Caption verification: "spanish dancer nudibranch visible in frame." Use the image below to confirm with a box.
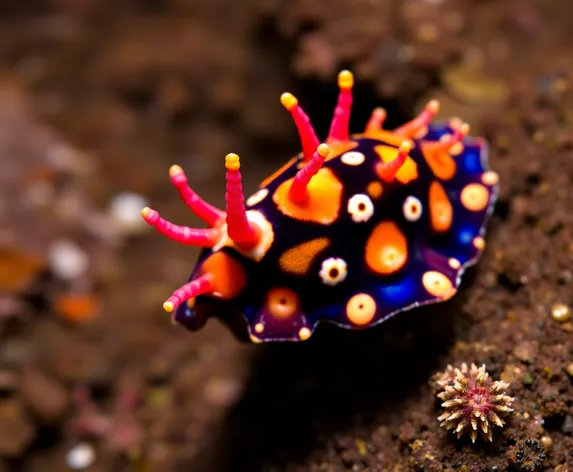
[141,70,499,343]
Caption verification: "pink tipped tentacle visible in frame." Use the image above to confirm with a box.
[433,122,470,151]
[288,143,330,203]
[280,93,320,162]
[224,153,260,248]
[365,107,387,133]
[376,141,411,183]
[141,207,217,247]
[163,273,214,313]
[327,70,354,143]
[169,165,224,227]
[394,100,440,138]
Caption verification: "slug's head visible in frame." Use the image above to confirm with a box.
[140,71,357,341]
[140,152,279,324]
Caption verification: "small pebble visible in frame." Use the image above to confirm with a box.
[65,443,96,470]
[48,240,89,281]
[355,438,367,456]
[109,192,149,235]
[550,303,571,322]
[557,270,572,284]
[513,342,537,362]
[522,371,534,385]
[565,362,573,377]
[540,435,552,451]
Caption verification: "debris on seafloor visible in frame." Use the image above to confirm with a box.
[435,363,514,442]
[0,76,139,325]
[67,381,143,459]
[65,442,96,470]
[506,438,547,472]
[550,303,571,323]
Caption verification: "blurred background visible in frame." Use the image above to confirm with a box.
[1,0,573,471]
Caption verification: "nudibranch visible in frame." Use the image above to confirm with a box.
[141,70,499,343]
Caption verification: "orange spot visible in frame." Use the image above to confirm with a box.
[366,181,383,199]
[54,293,100,324]
[324,140,358,160]
[299,327,312,340]
[422,271,456,300]
[448,258,461,269]
[273,168,343,224]
[473,236,485,250]
[482,171,499,186]
[429,181,453,232]
[420,142,457,180]
[266,288,300,320]
[460,183,489,211]
[366,130,415,148]
[279,238,330,275]
[200,251,246,299]
[346,293,377,325]
[365,221,408,275]
[260,157,297,188]
[374,145,418,184]
[254,322,264,333]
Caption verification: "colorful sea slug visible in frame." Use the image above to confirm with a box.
[141,70,499,343]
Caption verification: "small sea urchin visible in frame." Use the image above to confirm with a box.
[436,363,514,442]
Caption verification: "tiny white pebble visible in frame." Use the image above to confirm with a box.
[109,192,149,234]
[65,443,96,470]
[49,239,89,280]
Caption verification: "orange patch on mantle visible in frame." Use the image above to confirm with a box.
[273,168,343,224]
[374,145,418,184]
[365,221,408,275]
[279,238,330,275]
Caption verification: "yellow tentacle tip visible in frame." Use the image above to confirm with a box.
[399,141,412,153]
[427,99,440,113]
[459,122,470,135]
[338,70,354,89]
[169,164,183,177]
[280,92,298,111]
[141,207,152,219]
[225,153,241,170]
[299,327,312,341]
[373,107,386,117]
[317,143,330,158]
[163,301,174,313]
